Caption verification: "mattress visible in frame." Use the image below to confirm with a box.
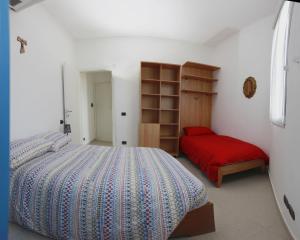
[10,144,207,240]
[180,135,269,183]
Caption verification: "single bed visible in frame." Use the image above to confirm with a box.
[180,127,269,187]
[10,134,215,239]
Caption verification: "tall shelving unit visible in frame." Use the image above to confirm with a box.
[140,62,181,156]
[180,61,220,132]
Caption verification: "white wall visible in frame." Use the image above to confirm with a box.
[211,16,274,154]
[269,4,300,240]
[10,5,75,140]
[75,37,213,146]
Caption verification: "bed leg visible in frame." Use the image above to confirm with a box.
[216,169,223,188]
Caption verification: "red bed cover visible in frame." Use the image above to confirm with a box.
[180,134,269,183]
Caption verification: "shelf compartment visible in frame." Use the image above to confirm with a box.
[142,95,160,109]
[182,62,220,80]
[161,64,180,82]
[182,74,218,82]
[160,139,179,156]
[142,79,160,83]
[161,96,179,110]
[161,80,180,85]
[160,125,179,138]
[181,89,217,95]
[182,61,220,71]
[161,81,180,95]
[142,109,159,123]
[141,62,160,80]
[142,82,160,95]
[160,123,179,126]
[181,77,213,92]
[160,111,179,124]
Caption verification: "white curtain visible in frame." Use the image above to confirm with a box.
[270,1,293,127]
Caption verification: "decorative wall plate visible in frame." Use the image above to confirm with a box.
[243,77,257,99]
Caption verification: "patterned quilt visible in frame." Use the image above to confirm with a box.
[10,144,208,240]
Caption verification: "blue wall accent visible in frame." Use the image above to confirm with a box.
[0,0,10,239]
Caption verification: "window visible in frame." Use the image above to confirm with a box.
[270,1,294,127]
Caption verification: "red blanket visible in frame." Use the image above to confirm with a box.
[180,135,269,183]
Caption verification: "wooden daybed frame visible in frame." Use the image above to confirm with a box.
[216,159,266,188]
[171,202,215,238]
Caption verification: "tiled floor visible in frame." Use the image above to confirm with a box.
[9,157,292,240]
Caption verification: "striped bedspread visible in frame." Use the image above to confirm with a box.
[10,144,208,239]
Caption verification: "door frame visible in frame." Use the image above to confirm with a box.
[79,70,115,146]
[0,0,10,238]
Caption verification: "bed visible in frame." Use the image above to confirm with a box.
[180,127,269,187]
[9,132,215,239]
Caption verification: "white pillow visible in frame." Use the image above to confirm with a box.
[42,131,72,152]
[10,138,53,170]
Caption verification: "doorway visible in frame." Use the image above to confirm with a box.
[80,71,113,146]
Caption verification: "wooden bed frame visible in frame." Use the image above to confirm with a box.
[216,159,266,188]
[171,202,215,238]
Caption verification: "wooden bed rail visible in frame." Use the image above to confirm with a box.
[171,202,215,238]
[216,159,266,188]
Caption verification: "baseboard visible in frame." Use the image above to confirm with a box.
[268,170,298,240]
[87,139,94,145]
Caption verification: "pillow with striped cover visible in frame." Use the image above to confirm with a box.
[10,138,53,170]
[42,131,72,152]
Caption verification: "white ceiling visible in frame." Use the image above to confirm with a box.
[42,0,281,44]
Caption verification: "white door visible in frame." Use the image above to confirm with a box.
[95,81,112,142]
[63,63,81,144]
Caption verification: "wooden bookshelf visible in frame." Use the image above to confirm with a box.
[140,61,220,157]
[180,61,220,132]
[139,62,181,157]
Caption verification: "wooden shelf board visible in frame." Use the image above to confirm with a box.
[161,80,180,84]
[142,79,160,83]
[183,61,220,71]
[182,74,218,82]
[160,109,179,112]
[142,93,160,97]
[142,108,159,111]
[181,89,217,95]
[160,123,179,126]
[161,94,180,98]
[142,79,180,84]
[160,122,179,125]
[160,136,179,140]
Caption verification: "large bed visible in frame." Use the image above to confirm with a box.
[180,127,269,187]
[10,134,214,239]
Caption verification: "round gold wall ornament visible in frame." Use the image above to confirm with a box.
[243,77,257,99]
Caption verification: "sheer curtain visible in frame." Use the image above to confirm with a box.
[270,1,294,127]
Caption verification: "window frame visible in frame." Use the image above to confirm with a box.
[270,1,294,127]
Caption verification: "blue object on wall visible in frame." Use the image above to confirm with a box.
[0,0,10,239]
